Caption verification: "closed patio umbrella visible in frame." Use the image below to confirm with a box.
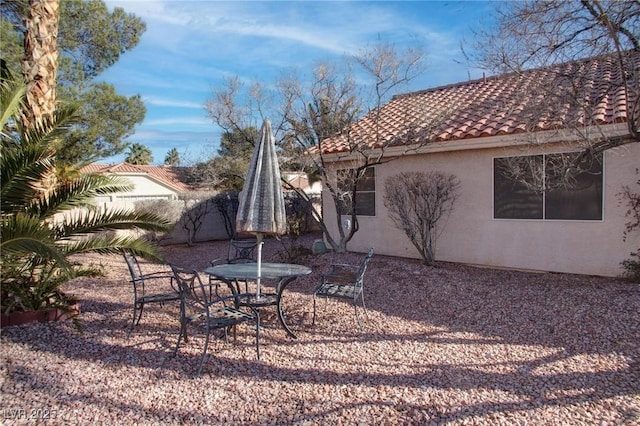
[236,118,287,298]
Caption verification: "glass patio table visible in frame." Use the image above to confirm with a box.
[204,262,312,338]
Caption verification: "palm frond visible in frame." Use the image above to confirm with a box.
[28,174,134,219]
[20,104,78,147]
[1,143,57,215]
[0,80,26,136]
[1,214,70,271]
[1,78,171,315]
[61,235,165,262]
[52,208,171,238]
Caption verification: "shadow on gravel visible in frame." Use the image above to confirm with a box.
[1,234,638,424]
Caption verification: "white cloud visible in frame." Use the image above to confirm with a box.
[143,116,211,127]
[107,1,425,58]
[144,96,203,109]
[100,1,497,165]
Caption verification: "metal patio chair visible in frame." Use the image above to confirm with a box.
[210,236,258,294]
[123,252,180,327]
[312,248,374,330]
[170,265,260,377]
[227,237,259,264]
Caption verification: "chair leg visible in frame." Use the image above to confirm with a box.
[134,302,144,325]
[360,292,367,316]
[353,303,363,331]
[173,321,186,356]
[312,294,317,325]
[196,330,212,377]
[131,304,137,327]
[354,292,367,330]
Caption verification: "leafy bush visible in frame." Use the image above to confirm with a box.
[134,199,183,240]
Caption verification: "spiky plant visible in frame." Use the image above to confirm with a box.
[1,78,171,314]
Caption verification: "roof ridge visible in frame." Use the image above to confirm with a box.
[321,50,637,154]
[393,50,632,101]
[81,162,192,192]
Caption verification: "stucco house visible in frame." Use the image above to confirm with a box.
[81,163,321,242]
[81,162,190,209]
[80,162,224,243]
[320,52,639,277]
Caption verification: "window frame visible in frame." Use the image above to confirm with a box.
[493,152,604,221]
[336,166,376,217]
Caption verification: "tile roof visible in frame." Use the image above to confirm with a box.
[321,51,639,154]
[81,163,191,192]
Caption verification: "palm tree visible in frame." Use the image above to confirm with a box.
[164,147,180,166]
[21,0,60,128]
[1,78,171,314]
[125,142,153,165]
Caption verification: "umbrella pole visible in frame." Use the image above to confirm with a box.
[256,233,263,299]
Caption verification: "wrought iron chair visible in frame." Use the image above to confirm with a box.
[210,236,258,294]
[210,237,258,267]
[123,252,180,327]
[227,237,258,264]
[312,248,374,330]
[170,265,260,377]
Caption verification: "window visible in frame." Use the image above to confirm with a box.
[337,167,376,216]
[494,153,603,220]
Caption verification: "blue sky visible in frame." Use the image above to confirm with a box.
[100,1,497,165]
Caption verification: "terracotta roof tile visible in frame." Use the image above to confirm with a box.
[80,163,191,192]
[321,51,639,154]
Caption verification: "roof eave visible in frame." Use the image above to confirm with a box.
[320,122,630,162]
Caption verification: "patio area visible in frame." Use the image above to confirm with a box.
[1,233,639,424]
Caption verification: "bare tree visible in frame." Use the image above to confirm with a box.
[212,190,239,239]
[619,169,640,242]
[618,168,640,281]
[177,192,216,246]
[206,42,448,252]
[467,0,639,184]
[383,171,461,266]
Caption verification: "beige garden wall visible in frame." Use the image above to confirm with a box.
[323,138,639,277]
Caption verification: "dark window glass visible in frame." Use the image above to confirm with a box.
[337,167,375,216]
[545,153,603,220]
[354,191,375,216]
[494,156,543,219]
[493,153,603,221]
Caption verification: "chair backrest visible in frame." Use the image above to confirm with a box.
[123,252,143,281]
[356,248,375,286]
[227,237,258,264]
[170,265,208,309]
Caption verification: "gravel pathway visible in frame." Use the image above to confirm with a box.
[1,234,639,425]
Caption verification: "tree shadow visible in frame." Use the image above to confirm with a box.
[2,237,638,423]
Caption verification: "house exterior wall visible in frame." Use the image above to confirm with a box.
[87,174,232,244]
[94,174,180,206]
[322,141,639,277]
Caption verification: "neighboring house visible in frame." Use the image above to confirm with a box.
[320,52,639,277]
[81,163,322,243]
[80,163,225,244]
[81,162,191,210]
[282,171,322,196]
[283,171,323,232]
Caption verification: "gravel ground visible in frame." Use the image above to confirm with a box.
[1,233,639,425]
